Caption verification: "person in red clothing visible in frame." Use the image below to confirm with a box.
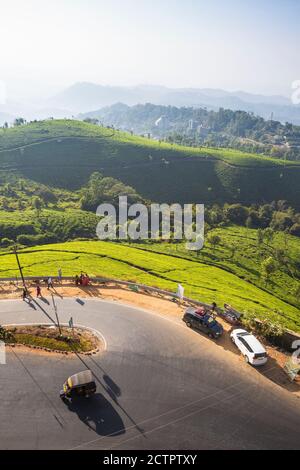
[36,284,42,298]
[195,307,206,316]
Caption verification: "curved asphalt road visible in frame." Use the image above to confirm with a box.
[0,297,300,450]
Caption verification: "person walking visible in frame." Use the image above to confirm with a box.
[36,284,42,298]
[58,268,62,283]
[47,277,53,290]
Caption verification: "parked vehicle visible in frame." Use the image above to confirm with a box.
[220,304,242,325]
[183,307,223,339]
[60,370,97,401]
[230,329,268,366]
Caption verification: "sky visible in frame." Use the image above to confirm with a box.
[0,0,299,102]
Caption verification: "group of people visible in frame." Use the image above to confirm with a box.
[22,276,56,301]
[195,302,218,317]
[75,272,90,287]
[36,277,55,297]
[21,269,92,301]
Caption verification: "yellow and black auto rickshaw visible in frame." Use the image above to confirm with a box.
[60,370,97,401]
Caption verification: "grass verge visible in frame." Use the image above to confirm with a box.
[4,325,98,353]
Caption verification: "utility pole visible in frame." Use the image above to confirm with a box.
[13,245,27,292]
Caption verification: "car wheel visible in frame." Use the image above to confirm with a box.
[186,321,192,328]
[231,336,235,344]
[208,333,213,338]
[244,355,250,364]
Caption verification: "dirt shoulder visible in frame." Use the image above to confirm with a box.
[1,280,299,397]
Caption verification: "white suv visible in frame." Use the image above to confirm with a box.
[230,329,268,366]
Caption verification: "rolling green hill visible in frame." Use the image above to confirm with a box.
[0,121,299,331]
[1,238,299,332]
[127,226,300,311]
[1,120,300,207]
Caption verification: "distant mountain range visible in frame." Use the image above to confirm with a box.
[49,82,300,125]
[2,82,300,126]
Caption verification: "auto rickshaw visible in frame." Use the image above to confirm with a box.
[60,370,97,401]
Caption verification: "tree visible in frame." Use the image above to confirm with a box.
[228,244,237,259]
[261,257,277,284]
[263,227,274,244]
[83,117,99,125]
[257,229,264,246]
[36,187,57,205]
[207,234,221,252]
[225,204,249,225]
[247,209,268,229]
[0,238,14,248]
[290,223,300,237]
[258,204,273,224]
[293,284,300,303]
[80,172,143,212]
[0,325,13,341]
[277,200,288,211]
[274,248,286,264]
[13,117,26,126]
[271,212,294,231]
[31,197,43,217]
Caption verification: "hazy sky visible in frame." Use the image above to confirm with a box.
[0,0,299,101]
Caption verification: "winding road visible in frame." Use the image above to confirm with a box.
[0,297,300,450]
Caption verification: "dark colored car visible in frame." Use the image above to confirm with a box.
[183,308,223,339]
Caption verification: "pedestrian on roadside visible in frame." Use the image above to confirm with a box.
[58,268,62,283]
[22,288,27,301]
[47,277,53,290]
[75,274,80,286]
[36,284,41,298]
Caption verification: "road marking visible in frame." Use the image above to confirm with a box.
[70,377,261,450]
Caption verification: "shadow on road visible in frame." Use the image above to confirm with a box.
[188,324,300,394]
[103,374,121,398]
[49,287,63,299]
[65,393,125,437]
[74,353,145,436]
[25,298,37,310]
[31,298,56,324]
